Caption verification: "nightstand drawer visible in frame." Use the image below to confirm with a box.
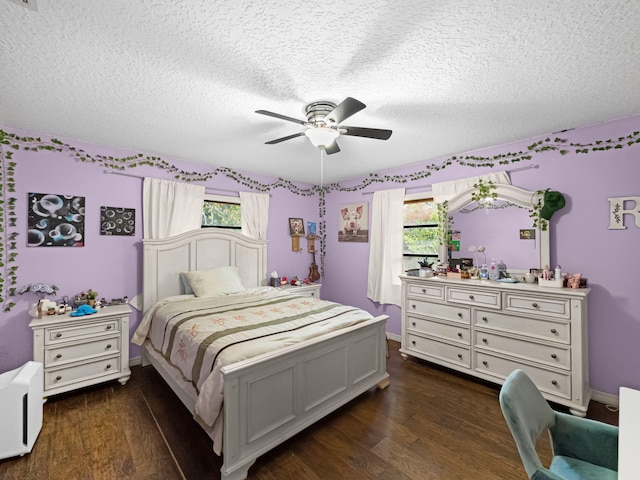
[45,336,120,367]
[44,356,121,389]
[46,319,120,344]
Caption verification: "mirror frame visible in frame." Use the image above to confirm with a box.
[437,184,549,273]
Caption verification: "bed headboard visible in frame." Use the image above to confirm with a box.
[143,228,268,310]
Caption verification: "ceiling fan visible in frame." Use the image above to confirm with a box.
[255,97,392,154]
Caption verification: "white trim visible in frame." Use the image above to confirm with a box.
[386,332,401,343]
[129,356,142,367]
[204,193,240,204]
[591,389,620,408]
[404,191,433,201]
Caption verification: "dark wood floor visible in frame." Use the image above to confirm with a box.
[0,341,618,480]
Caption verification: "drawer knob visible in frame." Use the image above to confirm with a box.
[457,354,463,359]
[550,328,558,334]
[457,312,463,318]
[106,344,112,349]
[411,340,416,346]
[421,288,426,293]
[482,338,488,343]
[55,333,62,338]
[551,353,557,359]
[106,364,112,369]
[411,304,416,309]
[469,295,475,300]
[551,380,558,386]
[411,322,416,327]
[482,360,488,366]
[106,325,113,330]
[458,332,463,338]
[55,353,62,359]
[482,316,488,322]
[55,375,62,381]
[532,303,539,308]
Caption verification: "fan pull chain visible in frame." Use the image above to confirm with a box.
[320,147,324,188]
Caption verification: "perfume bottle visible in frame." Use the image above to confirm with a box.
[488,259,499,280]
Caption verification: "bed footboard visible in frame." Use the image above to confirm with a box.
[220,315,389,480]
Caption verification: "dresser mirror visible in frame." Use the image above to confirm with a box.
[437,184,549,273]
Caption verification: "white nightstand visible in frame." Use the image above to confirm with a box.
[29,304,131,398]
[278,283,321,299]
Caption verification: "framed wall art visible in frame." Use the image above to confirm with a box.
[100,206,135,236]
[338,202,368,242]
[289,218,304,235]
[27,192,85,247]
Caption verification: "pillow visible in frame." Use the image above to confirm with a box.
[179,272,194,295]
[182,266,246,298]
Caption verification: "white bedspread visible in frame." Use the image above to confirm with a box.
[132,287,373,453]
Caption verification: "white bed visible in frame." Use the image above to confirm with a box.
[138,228,389,480]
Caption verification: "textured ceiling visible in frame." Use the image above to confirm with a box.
[1,1,639,184]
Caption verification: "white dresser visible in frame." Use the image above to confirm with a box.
[400,276,590,415]
[29,304,131,398]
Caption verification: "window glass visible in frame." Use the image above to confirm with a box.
[403,198,439,272]
[202,200,241,229]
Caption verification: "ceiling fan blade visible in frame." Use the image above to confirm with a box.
[324,141,340,155]
[265,132,306,144]
[324,97,366,125]
[255,110,308,126]
[341,126,392,140]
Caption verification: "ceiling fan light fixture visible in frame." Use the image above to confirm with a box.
[305,127,339,148]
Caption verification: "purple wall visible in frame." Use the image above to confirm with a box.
[0,129,319,370]
[322,115,640,396]
[2,114,640,397]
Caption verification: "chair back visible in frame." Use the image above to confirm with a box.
[499,369,556,478]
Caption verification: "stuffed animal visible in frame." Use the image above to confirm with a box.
[70,304,98,317]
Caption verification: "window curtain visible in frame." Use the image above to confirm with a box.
[239,191,269,240]
[367,188,406,306]
[431,171,511,203]
[143,178,205,239]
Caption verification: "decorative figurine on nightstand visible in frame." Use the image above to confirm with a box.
[70,304,98,317]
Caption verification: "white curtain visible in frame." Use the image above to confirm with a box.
[367,188,406,306]
[431,171,511,203]
[239,191,269,240]
[143,178,205,239]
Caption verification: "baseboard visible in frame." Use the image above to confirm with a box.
[591,389,619,408]
[129,356,142,367]
[386,332,401,343]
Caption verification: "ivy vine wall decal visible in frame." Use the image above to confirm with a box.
[1,129,639,311]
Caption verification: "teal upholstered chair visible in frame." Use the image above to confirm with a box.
[499,369,618,480]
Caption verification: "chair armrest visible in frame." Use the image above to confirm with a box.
[551,412,618,471]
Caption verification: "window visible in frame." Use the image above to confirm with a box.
[403,195,438,272]
[201,194,241,230]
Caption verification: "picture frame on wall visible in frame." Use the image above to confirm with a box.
[27,192,85,247]
[338,202,368,242]
[289,218,304,235]
[100,206,135,236]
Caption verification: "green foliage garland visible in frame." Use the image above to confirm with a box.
[1,128,640,311]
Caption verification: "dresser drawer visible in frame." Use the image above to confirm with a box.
[46,319,120,344]
[406,334,470,368]
[503,293,571,319]
[45,336,120,367]
[446,287,501,309]
[44,356,121,389]
[474,310,570,344]
[473,331,570,370]
[407,316,470,345]
[406,299,470,324]
[474,351,571,399]
[407,283,445,300]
